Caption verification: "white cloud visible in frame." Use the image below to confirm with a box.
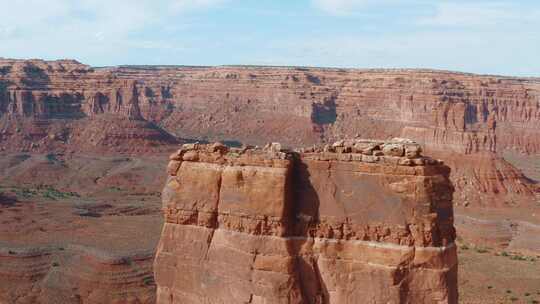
[312,0,395,15]
[171,0,228,12]
[255,27,540,76]
[0,26,17,38]
[419,2,524,27]
[0,0,227,40]
[0,0,228,63]
[312,0,371,15]
[0,0,538,76]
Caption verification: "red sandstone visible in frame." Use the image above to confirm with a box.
[154,141,458,303]
[0,58,536,207]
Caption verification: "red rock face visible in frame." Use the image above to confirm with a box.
[154,142,458,303]
[1,59,539,152]
[0,245,155,304]
[0,59,536,206]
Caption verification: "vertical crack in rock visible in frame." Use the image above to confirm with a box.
[311,256,327,304]
[154,140,458,303]
[204,169,222,260]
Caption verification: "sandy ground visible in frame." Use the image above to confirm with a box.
[458,244,540,304]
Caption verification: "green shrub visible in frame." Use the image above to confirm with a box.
[510,255,528,261]
[476,247,488,254]
[142,276,154,286]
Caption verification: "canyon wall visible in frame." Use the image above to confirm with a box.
[1,59,538,302]
[154,141,458,304]
[0,58,536,206]
[1,59,539,154]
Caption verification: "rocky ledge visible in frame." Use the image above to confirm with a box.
[154,139,458,304]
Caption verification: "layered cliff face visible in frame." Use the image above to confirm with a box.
[154,141,458,304]
[0,58,536,206]
[0,245,155,304]
[1,59,539,154]
[0,59,178,153]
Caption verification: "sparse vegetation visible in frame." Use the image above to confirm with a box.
[12,187,38,198]
[497,251,537,262]
[9,185,79,200]
[45,153,58,163]
[510,254,528,261]
[227,152,241,158]
[142,276,154,286]
[475,247,489,254]
[45,153,68,166]
[38,185,79,200]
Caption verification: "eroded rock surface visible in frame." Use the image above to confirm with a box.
[0,59,539,155]
[154,141,458,304]
[0,59,536,207]
[0,245,155,304]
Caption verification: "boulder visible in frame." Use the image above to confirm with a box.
[382,144,405,157]
[405,144,423,159]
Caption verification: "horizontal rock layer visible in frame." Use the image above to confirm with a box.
[0,245,155,304]
[0,59,536,207]
[0,59,539,154]
[154,142,458,304]
[1,58,537,207]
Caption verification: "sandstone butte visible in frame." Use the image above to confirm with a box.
[0,58,538,303]
[154,140,458,304]
[0,58,537,208]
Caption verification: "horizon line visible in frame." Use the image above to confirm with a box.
[1,56,539,80]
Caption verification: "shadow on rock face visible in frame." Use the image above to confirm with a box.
[311,95,337,125]
[0,193,17,207]
[22,62,50,87]
[286,160,330,303]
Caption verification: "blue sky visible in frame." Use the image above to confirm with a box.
[0,0,539,76]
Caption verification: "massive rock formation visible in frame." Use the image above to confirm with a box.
[1,58,539,154]
[154,141,458,304]
[0,58,536,206]
[0,59,178,153]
